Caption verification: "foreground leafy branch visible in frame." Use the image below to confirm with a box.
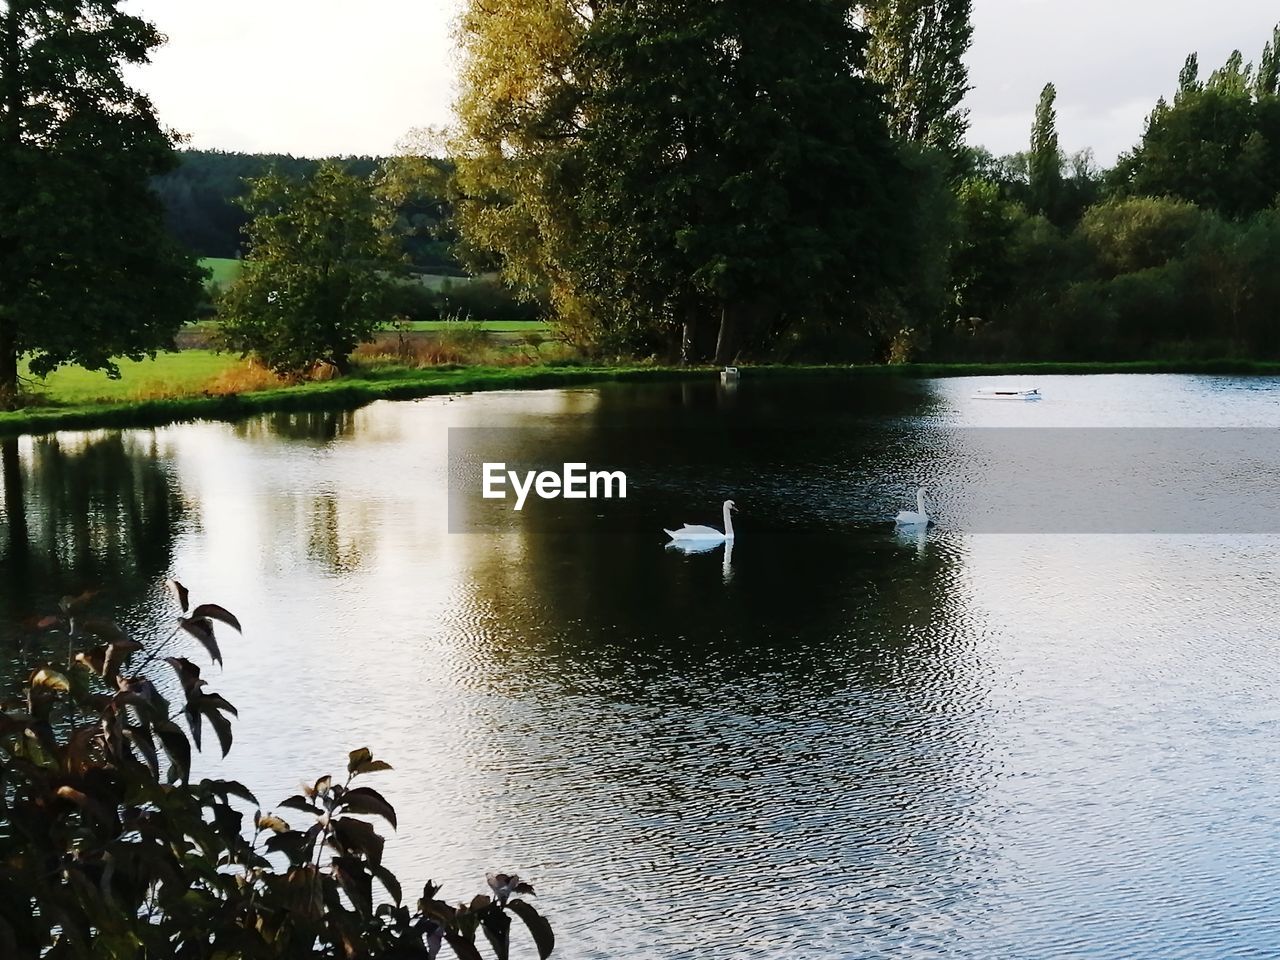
[0,583,553,959]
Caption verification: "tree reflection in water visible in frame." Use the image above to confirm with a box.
[0,432,186,664]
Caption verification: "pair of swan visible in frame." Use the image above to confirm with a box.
[663,489,932,543]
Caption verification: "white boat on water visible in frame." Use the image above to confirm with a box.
[973,386,1042,401]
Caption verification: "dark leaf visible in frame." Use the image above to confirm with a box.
[204,704,234,757]
[506,899,555,960]
[192,603,242,633]
[56,786,118,828]
[372,862,403,905]
[348,747,372,773]
[202,778,259,806]
[180,617,222,666]
[114,675,160,708]
[480,906,511,960]
[124,724,160,779]
[64,724,102,776]
[165,657,204,692]
[184,703,203,750]
[279,794,323,815]
[75,647,107,676]
[264,830,312,867]
[167,579,190,613]
[442,931,486,960]
[331,816,385,866]
[339,786,398,828]
[103,639,143,682]
[211,801,243,841]
[332,855,374,917]
[201,691,240,718]
[154,720,191,782]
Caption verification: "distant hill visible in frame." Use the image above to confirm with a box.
[154,150,463,274]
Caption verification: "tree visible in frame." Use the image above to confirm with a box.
[1178,53,1202,96]
[220,163,402,376]
[451,0,914,363]
[1112,25,1280,218]
[860,0,974,160]
[1077,196,1206,277]
[1028,83,1063,219]
[1258,25,1280,98]
[948,178,1023,326]
[0,0,203,407]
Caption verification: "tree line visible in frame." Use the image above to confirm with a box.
[153,150,463,275]
[447,1,1280,365]
[3,1,1280,407]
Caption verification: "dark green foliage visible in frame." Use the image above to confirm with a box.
[586,0,915,362]
[382,278,541,325]
[0,584,555,959]
[1077,197,1206,277]
[153,151,462,273]
[0,1,204,406]
[1112,37,1280,217]
[862,0,974,161]
[947,178,1022,329]
[219,163,404,376]
[941,196,1280,362]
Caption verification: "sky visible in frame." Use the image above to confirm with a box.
[126,0,1279,163]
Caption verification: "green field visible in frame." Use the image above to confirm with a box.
[200,257,242,287]
[21,351,242,404]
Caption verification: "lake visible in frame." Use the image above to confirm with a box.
[2,374,1280,959]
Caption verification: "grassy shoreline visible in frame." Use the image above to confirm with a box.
[4,357,1280,437]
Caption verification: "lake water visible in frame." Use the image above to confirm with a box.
[3,374,1280,959]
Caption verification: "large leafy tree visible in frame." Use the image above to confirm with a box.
[220,163,402,376]
[859,0,974,160]
[452,0,913,362]
[0,1,203,407]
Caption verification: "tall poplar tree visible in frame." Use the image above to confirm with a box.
[1258,26,1280,97]
[1029,83,1063,219]
[0,1,202,407]
[860,0,974,158]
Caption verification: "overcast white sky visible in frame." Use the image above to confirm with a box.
[126,0,1279,163]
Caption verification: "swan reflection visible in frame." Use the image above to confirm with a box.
[893,521,930,557]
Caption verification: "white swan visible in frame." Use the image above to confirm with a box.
[894,487,932,527]
[665,500,736,543]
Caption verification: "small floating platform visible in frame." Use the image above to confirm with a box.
[973,386,1042,401]
[721,366,740,384]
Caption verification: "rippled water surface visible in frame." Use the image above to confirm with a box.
[3,374,1280,958]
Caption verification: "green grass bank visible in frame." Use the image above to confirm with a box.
[4,356,1280,437]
